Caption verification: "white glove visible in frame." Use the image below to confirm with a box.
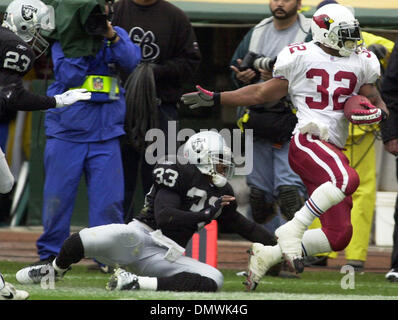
[54,89,92,108]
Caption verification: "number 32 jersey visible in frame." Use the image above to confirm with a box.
[273,41,380,148]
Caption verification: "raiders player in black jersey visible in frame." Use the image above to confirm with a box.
[0,0,91,193]
[0,0,92,300]
[137,155,272,250]
[16,131,279,292]
[0,0,91,113]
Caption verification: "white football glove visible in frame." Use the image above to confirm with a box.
[181,85,220,109]
[54,89,92,108]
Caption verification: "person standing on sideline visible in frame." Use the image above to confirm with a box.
[33,1,141,265]
[380,39,398,282]
[112,0,201,223]
[0,0,91,299]
[230,0,309,228]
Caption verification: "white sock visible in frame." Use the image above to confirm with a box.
[295,181,345,227]
[0,273,5,290]
[301,228,332,257]
[270,245,283,264]
[137,276,158,291]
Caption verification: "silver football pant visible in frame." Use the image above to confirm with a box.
[79,219,224,289]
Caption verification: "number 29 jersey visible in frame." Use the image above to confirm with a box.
[273,41,380,148]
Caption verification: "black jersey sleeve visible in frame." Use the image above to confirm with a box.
[217,184,277,246]
[1,79,56,111]
[154,187,210,230]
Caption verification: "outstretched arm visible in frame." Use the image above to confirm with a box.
[181,77,289,109]
[221,77,288,108]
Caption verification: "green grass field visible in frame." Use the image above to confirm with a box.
[1,260,398,301]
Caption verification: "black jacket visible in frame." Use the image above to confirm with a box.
[380,40,398,143]
[112,0,201,104]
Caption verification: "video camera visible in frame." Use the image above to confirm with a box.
[84,0,114,36]
[239,51,277,72]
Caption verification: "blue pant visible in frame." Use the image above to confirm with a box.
[37,137,124,260]
[247,139,306,202]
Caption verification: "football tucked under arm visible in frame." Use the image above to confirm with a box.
[344,95,384,125]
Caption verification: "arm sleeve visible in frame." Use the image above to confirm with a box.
[1,79,56,111]
[152,17,201,86]
[154,187,207,229]
[51,42,90,88]
[272,45,296,81]
[229,29,253,89]
[361,50,381,84]
[107,26,141,74]
[217,202,277,245]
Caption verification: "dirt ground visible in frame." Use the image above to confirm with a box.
[0,227,393,274]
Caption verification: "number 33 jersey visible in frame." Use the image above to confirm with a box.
[136,157,236,247]
[273,41,380,148]
[0,26,35,86]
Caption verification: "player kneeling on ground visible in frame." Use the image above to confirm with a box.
[16,131,278,292]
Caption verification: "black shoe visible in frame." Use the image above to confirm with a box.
[29,256,56,266]
[303,256,328,267]
[346,260,364,272]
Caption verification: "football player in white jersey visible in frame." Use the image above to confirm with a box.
[181,3,389,290]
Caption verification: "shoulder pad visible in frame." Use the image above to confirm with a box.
[152,158,196,193]
[357,48,381,84]
[273,42,309,80]
[153,161,181,190]
[0,38,35,75]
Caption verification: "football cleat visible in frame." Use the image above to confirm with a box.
[16,262,70,285]
[275,218,306,274]
[0,282,29,300]
[244,243,276,291]
[106,268,140,291]
[386,269,398,282]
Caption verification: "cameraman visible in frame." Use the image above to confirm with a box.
[230,0,310,228]
[33,1,141,266]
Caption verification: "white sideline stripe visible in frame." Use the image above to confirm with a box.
[115,290,398,300]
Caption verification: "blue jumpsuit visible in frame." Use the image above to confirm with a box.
[36,26,141,260]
